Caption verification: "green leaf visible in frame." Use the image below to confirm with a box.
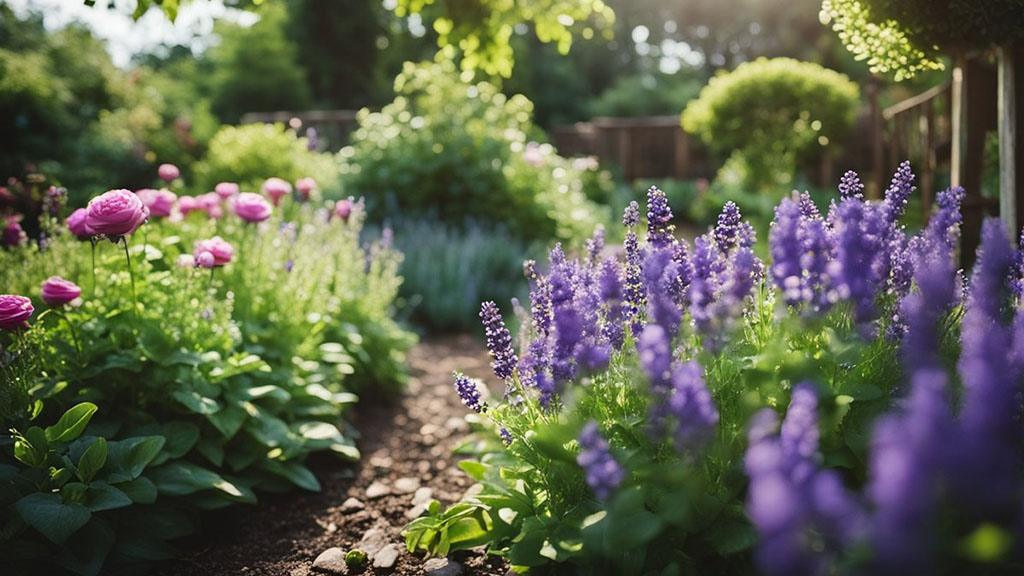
[14,426,48,467]
[205,404,247,438]
[172,390,221,415]
[85,481,132,512]
[260,460,321,492]
[77,438,107,483]
[117,476,158,504]
[161,421,200,458]
[13,493,91,544]
[458,460,487,481]
[54,516,115,576]
[149,462,254,502]
[105,436,166,483]
[45,403,98,444]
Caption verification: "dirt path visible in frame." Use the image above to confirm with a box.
[158,335,507,576]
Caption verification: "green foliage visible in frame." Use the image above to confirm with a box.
[1,192,413,573]
[385,218,540,333]
[682,57,860,190]
[588,71,705,118]
[343,60,611,245]
[193,123,340,194]
[821,0,1024,80]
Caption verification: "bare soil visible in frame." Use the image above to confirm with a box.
[156,335,507,576]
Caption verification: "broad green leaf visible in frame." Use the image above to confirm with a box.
[149,462,254,502]
[45,403,98,443]
[161,421,200,458]
[105,436,166,483]
[260,460,321,492]
[117,476,158,504]
[54,516,115,576]
[172,390,221,415]
[14,426,48,467]
[458,460,487,481]
[14,493,91,544]
[77,437,107,483]
[85,481,132,512]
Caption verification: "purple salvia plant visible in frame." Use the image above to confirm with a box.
[797,191,821,220]
[577,421,625,500]
[643,246,683,338]
[585,226,605,268]
[453,371,484,413]
[770,197,804,305]
[623,230,646,336]
[668,360,718,451]
[714,201,743,254]
[838,170,865,200]
[480,301,518,382]
[622,201,640,228]
[598,258,625,349]
[830,199,886,325]
[646,186,675,248]
[882,161,915,224]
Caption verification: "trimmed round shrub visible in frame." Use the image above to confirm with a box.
[682,57,860,190]
[341,60,610,244]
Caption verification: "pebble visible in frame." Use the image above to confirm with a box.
[393,477,420,494]
[372,544,400,569]
[340,497,365,513]
[359,527,389,557]
[311,548,348,574]
[412,487,434,505]
[365,481,390,499]
[424,558,464,576]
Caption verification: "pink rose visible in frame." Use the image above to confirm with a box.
[2,218,26,247]
[86,189,148,237]
[233,192,272,223]
[334,199,353,221]
[66,208,94,238]
[196,193,223,219]
[193,236,234,267]
[196,251,215,269]
[0,294,33,330]
[158,163,180,182]
[136,188,177,219]
[262,177,292,206]
[295,177,317,199]
[215,182,239,199]
[177,195,199,216]
[41,277,82,307]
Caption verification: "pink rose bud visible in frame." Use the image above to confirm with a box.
[177,254,196,268]
[215,182,240,199]
[196,251,215,269]
[136,188,177,219]
[158,163,180,182]
[86,189,149,238]
[195,193,223,219]
[193,236,234,267]
[66,208,94,238]
[2,218,26,247]
[295,177,317,199]
[334,199,353,221]
[233,192,273,223]
[41,276,82,307]
[262,177,292,206]
[0,294,33,330]
[177,195,199,216]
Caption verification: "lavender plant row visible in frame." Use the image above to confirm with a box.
[406,161,1024,575]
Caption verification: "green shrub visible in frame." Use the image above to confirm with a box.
[341,60,610,244]
[193,123,340,195]
[383,218,540,333]
[0,189,412,574]
[682,57,860,190]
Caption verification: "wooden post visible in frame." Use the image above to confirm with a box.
[951,55,967,188]
[998,44,1017,234]
[921,100,934,220]
[869,76,884,199]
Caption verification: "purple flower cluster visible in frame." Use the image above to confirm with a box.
[882,160,915,224]
[646,186,674,247]
[577,421,624,500]
[745,384,862,576]
[480,301,518,381]
[837,170,864,200]
[770,194,831,310]
[453,371,484,413]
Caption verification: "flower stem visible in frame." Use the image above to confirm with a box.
[123,237,138,314]
[57,309,82,366]
[90,238,97,297]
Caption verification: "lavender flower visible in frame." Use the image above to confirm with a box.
[668,360,718,451]
[499,427,513,445]
[623,230,645,334]
[646,186,674,247]
[838,170,864,200]
[714,201,742,254]
[453,371,484,413]
[622,201,640,228]
[481,301,518,381]
[882,161,915,224]
[577,421,624,500]
[830,199,886,324]
[770,197,803,305]
[586,226,605,266]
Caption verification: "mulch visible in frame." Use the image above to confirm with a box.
[156,335,508,576]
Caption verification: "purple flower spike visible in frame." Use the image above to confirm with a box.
[646,186,675,247]
[838,170,864,200]
[453,371,484,413]
[883,161,915,224]
[577,421,624,500]
[714,201,743,254]
[480,301,519,381]
[622,201,640,228]
[668,360,718,451]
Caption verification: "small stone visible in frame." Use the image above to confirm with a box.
[412,487,433,506]
[359,527,389,557]
[340,497,365,513]
[393,477,420,494]
[312,548,348,574]
[365,481,390,499]
[373,544,400,569]
[424,557,464,576]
